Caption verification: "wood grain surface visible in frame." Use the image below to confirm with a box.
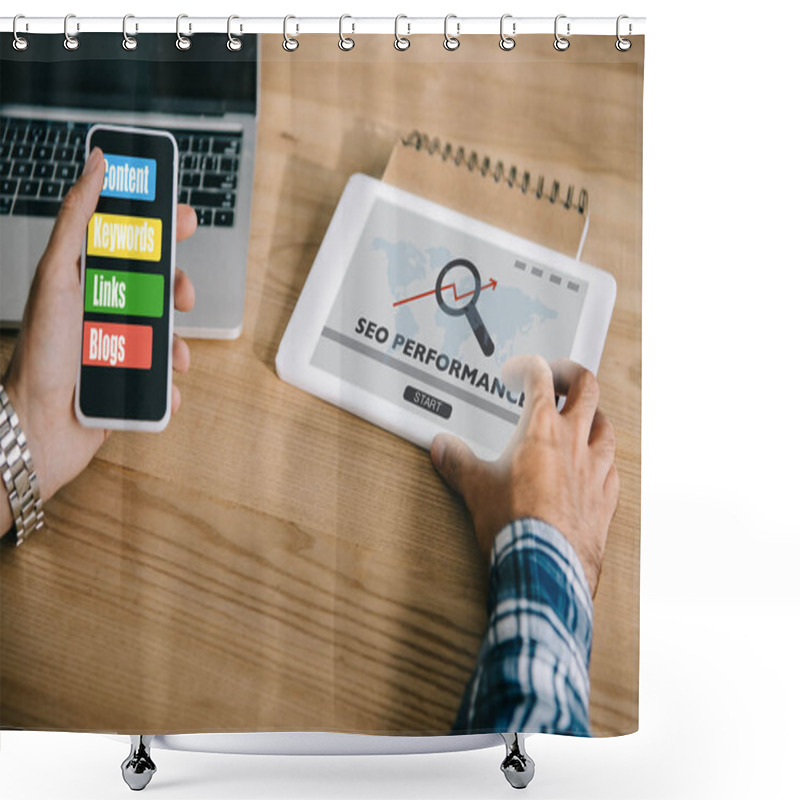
[0,34,642,736]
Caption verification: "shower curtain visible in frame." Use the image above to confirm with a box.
[0,27,642,740]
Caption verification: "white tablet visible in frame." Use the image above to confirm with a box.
[276,174,616,460]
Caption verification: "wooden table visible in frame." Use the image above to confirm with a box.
[1,35,642,736]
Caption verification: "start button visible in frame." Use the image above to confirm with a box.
[402,385,452,420]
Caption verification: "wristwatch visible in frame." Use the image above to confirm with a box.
[0,384,44,546]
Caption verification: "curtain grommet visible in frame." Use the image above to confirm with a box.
[554,14,570,51]
[444,14,460,51]
[226,15,243,52]
[122,14,138,51]
[176,14,192,50]
[338,14,355,51]
[394,15,410,51]
[12,15,29,51]
[63,14,80,51]
[499,14,516,51]
[283,15,299,51]
[615,15,632,51]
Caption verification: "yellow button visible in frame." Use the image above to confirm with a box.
[87,213,162,262]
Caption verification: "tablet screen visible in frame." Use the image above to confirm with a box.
[310,198,588,454]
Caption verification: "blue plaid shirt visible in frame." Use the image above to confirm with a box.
[452,518,594,735]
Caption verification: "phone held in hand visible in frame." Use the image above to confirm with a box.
[75,124,178,432]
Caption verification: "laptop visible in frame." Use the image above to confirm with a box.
[0,32,259,339]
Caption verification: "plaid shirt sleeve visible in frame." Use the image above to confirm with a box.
[451,518,594,736]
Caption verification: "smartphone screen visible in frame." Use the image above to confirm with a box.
[75,125,177,431]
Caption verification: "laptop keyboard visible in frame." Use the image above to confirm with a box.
[0,117,241,227]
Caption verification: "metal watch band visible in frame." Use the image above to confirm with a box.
[0,384,44,546]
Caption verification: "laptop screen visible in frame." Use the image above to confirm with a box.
[0,33,257,116]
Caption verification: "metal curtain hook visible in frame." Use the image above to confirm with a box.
[227,15,242,51]
[554,14,570,51]
[339,14,355,51]
[64,13,79,50]
[394,14,410,51]
[283,15,299,51]
[499,13,515,51]
[616,14,632,51]
[176,14,192,50]
[444,14,460,51]
[12,15,29,51]
[122,14,138,50]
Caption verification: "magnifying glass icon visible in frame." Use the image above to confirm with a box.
[435,258,495,357]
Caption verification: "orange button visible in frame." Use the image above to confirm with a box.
[82,321,152,370]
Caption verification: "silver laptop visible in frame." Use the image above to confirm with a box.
[1,32,259,339]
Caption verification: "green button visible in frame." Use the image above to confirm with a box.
[84,268,164,318]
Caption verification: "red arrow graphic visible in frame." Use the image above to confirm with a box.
[392,278,497,308]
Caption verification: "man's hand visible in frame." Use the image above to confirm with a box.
[430,355,619,596]
[2,146,198,513]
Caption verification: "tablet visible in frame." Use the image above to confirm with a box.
[276,174,616,460]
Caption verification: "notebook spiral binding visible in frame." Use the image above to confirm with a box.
[401,130,588,215]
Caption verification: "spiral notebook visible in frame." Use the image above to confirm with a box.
[381,131,591,261]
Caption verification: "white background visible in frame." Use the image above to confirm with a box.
[2,1,799,798]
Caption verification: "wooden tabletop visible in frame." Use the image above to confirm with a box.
[1,35,642,736]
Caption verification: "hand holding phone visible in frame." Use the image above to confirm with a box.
[1,141,195,519]
[76,125,178,431]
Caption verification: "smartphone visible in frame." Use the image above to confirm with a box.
[75,124,178,432]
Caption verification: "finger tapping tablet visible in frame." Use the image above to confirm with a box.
[276,174,616,460]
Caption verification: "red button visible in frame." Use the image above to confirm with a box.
[82,321,152,370]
